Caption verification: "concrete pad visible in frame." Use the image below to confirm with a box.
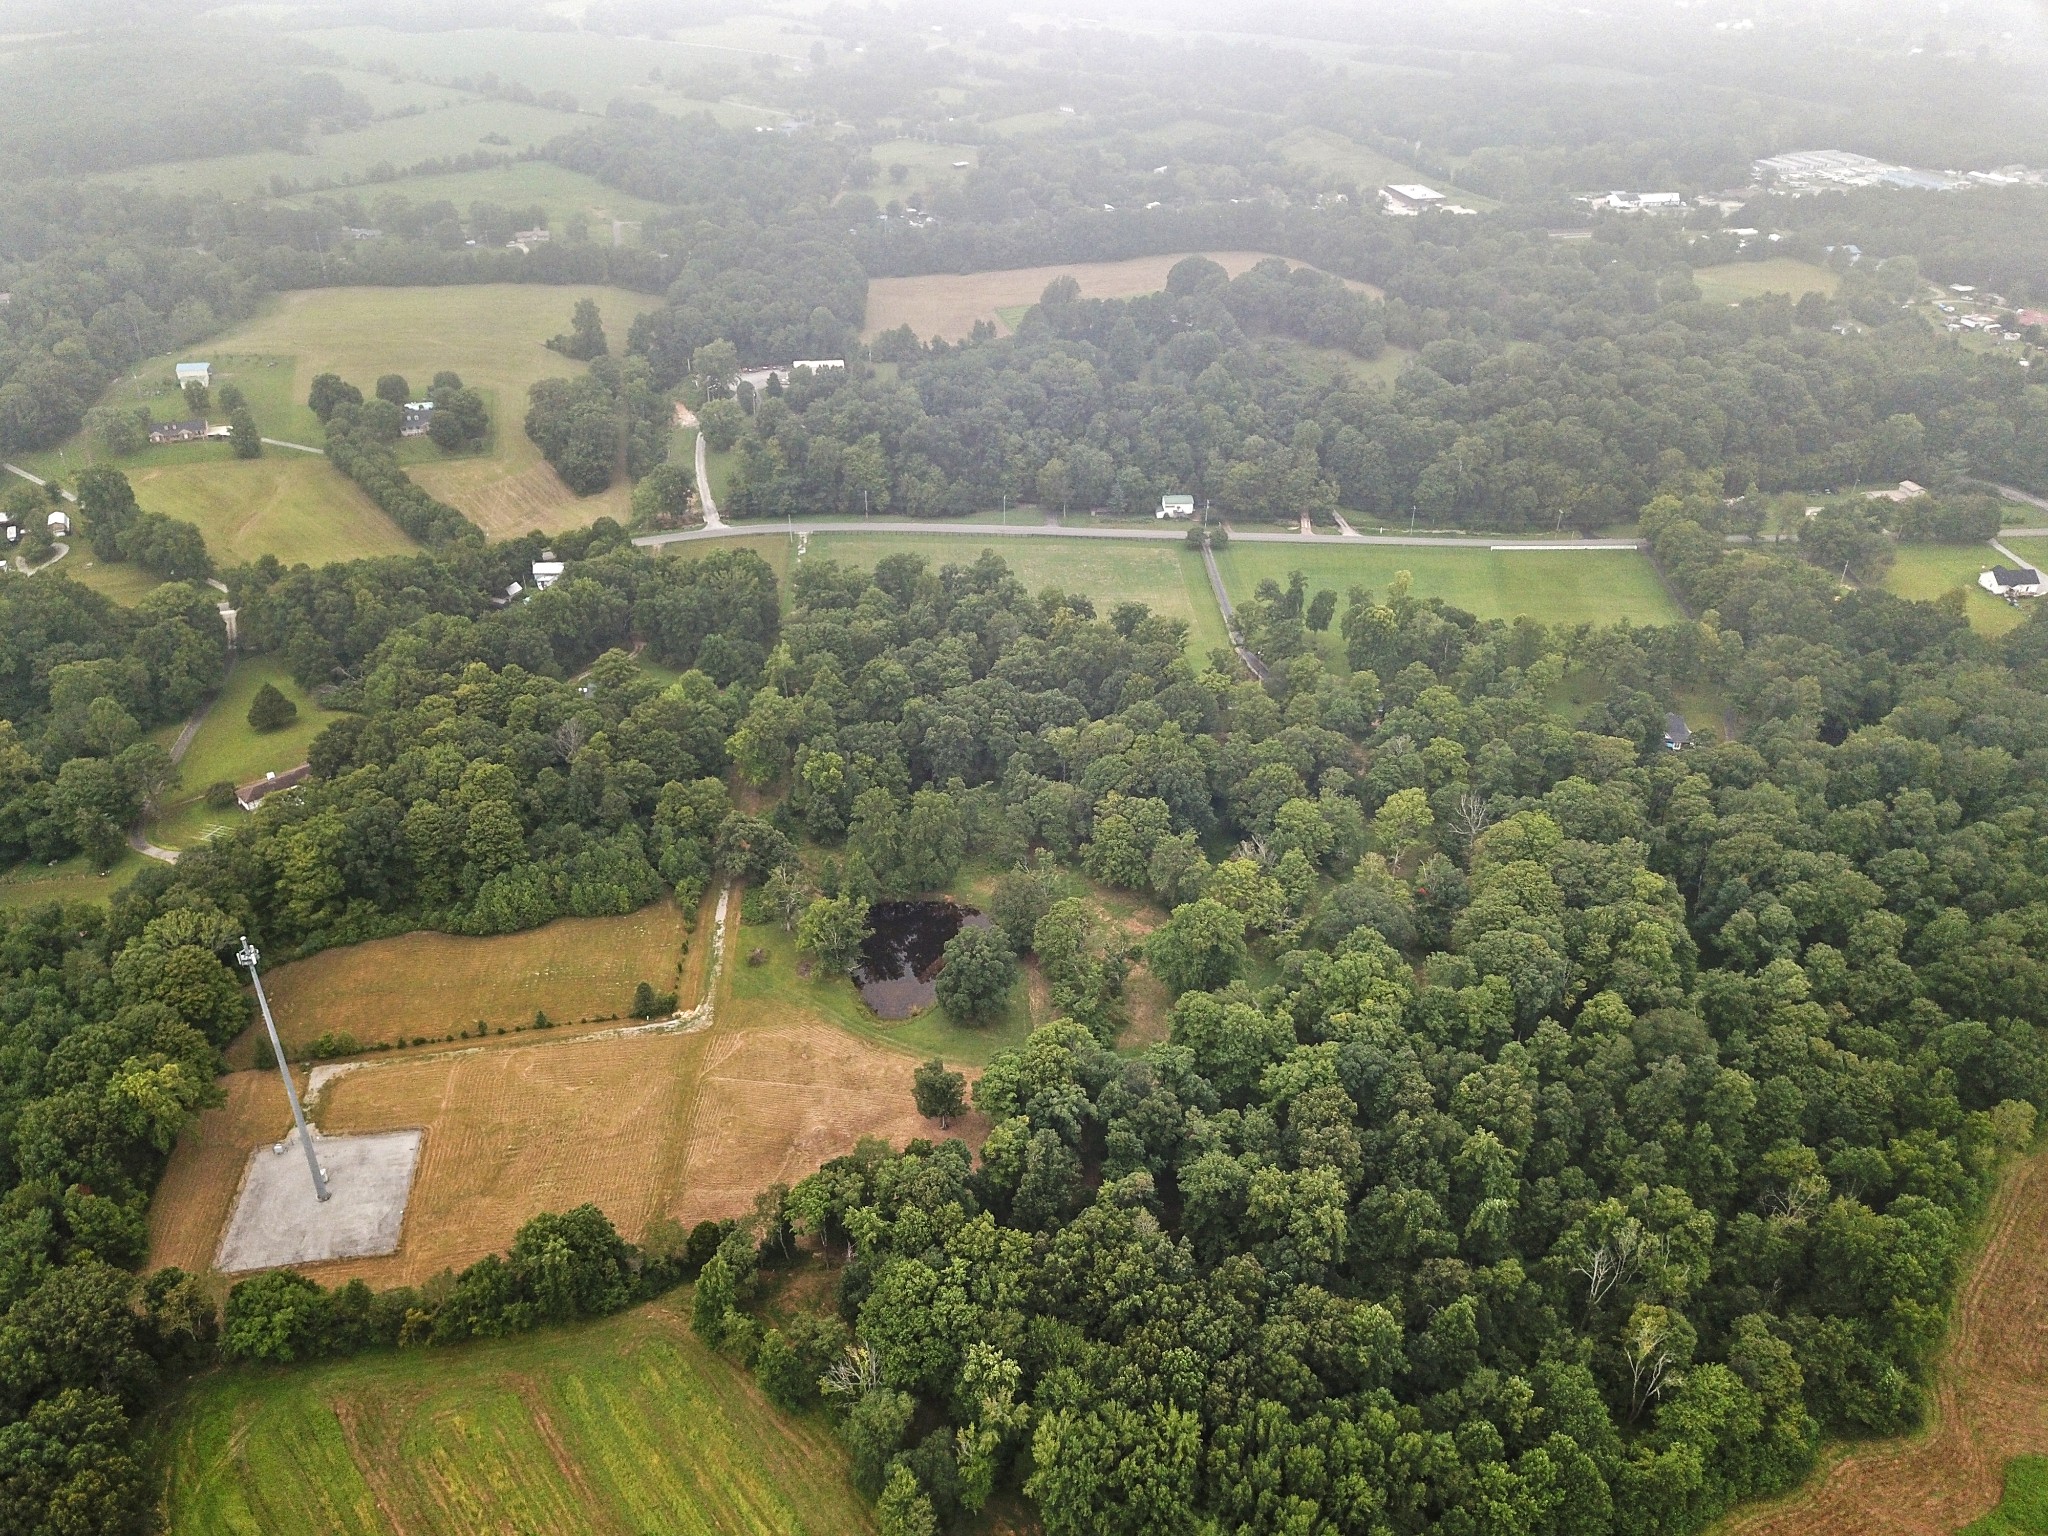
[216,1130,422,1273]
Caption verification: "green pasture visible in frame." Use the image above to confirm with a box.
[299,23,803,123]
[57,556,164,606]
[1967,1457,2048,1534]
[151,1294,877,1536]
[1883,542,2026,635]
[806,532,1232,660]
[273,160,668,234]
[93,99,588,200]
[1691,259,1841,304]
[150,659,332,852]
[1214,542,1682,630]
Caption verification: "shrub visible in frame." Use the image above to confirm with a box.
[204,780,238,810]
[247,682,298,732]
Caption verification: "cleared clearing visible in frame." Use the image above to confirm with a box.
[1716,1147,2048,1536]
[149,893,984,1287]
[863,250,1380,341]
[1693,258,1841,304]
[151,658,334,853]
[1883,543,2027,636]
[154,1294,877,1536]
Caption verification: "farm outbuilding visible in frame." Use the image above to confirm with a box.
[176,362,211,388]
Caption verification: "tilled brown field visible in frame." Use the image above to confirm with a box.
[1715,1146,2048,1536]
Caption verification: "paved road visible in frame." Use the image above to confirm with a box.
[694,431,723,529]
[633,518,1643,552]
[261,437,324,454]
[127,666,233,865]
[18,540,69,575]
[1989,482,2048,516]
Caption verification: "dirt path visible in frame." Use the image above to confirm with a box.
[1716,1146,2048,1536]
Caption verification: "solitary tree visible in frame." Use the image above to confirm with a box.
[307,373,362,421]
[912,1058,967,1127]
[934,924,1017,1025]
[549,298,608,361]
[181,379,210,416]
[230,408,262,459]
[247,682,298,732]
[375,373,411,405]
[796,893,871,972]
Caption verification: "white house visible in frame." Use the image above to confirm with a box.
[737,358,848,394]
[1157,494,1196,520]
[1981,565,2048,598]
[1382,184,1445,213]
[531,559,566,591]
[175,362,211,389]
[47,510,69,537]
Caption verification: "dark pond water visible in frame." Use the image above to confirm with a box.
[853,900,990,1018]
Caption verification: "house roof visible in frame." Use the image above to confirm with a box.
[1664,713,1692,745]
[1993,565,2041,587]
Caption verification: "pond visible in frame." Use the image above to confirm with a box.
[853,899,990,1018]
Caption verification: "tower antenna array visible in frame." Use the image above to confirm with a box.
[236,935,330,1202]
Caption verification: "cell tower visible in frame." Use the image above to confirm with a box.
[236,935,329,1202]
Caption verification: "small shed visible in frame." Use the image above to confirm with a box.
[46,510,69,537]
[1663,713,1692,751]
[176,362,211,388]
[531,560,565,591]
[1157,494,1196,520]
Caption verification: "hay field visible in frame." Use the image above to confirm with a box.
[863,250,1379,341]
[1693,258,1841,304]
[246,901,695,1062]
[1277,126,1499,210]
[273,160,668,235]
[149,892,982,1286]
[1716,1147,2048,1536]
[1214,542,1682,630]
[808,531,1231,660]
[154,1294,876,1536]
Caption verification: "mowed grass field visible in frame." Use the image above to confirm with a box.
[152,1294,877,1536]
[37,284,666,560]
[1693,258,1841,304]
[862,250,1377,342]
[1883,542,2027,635]
[1276,126,1499,209]
[1215,542,1683,629]
[807,531,1232,659]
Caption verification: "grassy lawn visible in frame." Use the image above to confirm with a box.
[729,914,1030,1071]
[59,556,164,606]
[867,138,981,202]
[0,848,146,910]
[94,99,591,200]
[1692,259,1841,304]
[806,531,1231,661]
[1215,543,1682,629]
[149,659,334,853]
[1883,542,2025,635]
[1268,338,1411,390]
[1965,1456,2048,1534]
[150,1293,876,1536]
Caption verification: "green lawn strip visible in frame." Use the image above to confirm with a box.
[1690,258,1841,304]
[58,557,165,606]
[1965,1456,2048,1534]
[806,531,1231,663]
[152,659,333,850]
[1214,542,1682,629]
[150,1297,874,1536]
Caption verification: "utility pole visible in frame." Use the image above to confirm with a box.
[237,936,328,1202]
